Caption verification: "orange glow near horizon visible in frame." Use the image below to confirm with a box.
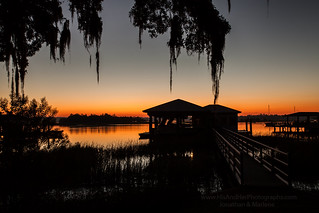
[55,98,319,117]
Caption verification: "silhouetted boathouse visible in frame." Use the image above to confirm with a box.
[141,99,240,138]
[203,104,241,131]
[267,112,319,135]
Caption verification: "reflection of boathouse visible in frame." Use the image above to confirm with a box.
[142,99,240,137]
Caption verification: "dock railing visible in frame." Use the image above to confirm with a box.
[221,128,290,186]
[213,129,244,185]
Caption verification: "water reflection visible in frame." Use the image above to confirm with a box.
[56,124,149,147]
[56,123,273,147]
[238,122,272,136]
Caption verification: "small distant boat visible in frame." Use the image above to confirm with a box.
[139,132,150,139]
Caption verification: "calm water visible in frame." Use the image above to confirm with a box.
[56,122,272,147]
[56,124,149,147]
[238,122,273,136]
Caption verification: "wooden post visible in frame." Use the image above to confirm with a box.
[149,115,153,134]
[154,117,158,129]
[297,116,300,141]
[297,116,300,134]
[306,115,310,133]
[249,120,253,135]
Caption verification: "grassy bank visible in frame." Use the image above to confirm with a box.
[2,133,319,212]
[0,132,236,212]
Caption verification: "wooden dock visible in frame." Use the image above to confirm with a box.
[266,112,319,137]
[214,128,290,187]
[266,122,305,133]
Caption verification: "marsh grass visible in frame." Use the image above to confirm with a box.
[2,133,318,212]
[0,134,230,212]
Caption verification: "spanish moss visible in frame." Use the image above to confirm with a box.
[59,20,71,63]
[0,0,103,95]
[96,50,100,83]
[69,0,103,83]
[130,0,230,103]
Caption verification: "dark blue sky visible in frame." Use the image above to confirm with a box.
[1,0,318,116]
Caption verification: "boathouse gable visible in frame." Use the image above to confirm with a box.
[143,99,241,135]
[143,99,205,135]
[143,99,204,116]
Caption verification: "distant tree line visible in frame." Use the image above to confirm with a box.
[59,113,148,126]
[238,114,286,122]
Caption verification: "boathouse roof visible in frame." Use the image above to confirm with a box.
[143,99,241,115]
[143,99,204,114]
[204,104,241,114]
[287,112,319,117]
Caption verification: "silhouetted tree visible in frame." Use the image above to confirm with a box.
[0,0,102,96]
[2,0,269,103]
[0,94,68,152]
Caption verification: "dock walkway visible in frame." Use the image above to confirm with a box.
[242,154,286,186]
[214,128,289,187]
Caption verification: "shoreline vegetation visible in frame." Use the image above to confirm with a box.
[58,113,148,126]
[1,135,319,212]
[0,133,231,212]
[1,129,319,212]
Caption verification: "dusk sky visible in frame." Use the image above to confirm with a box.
[1,0,319,117]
